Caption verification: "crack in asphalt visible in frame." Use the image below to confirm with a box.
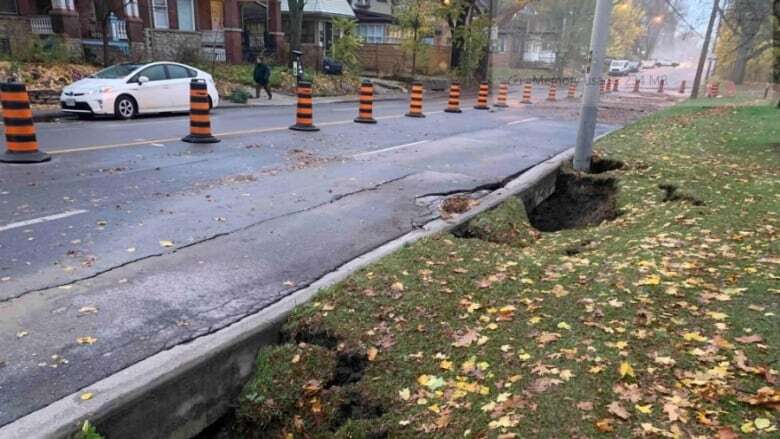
[0,172,418,304]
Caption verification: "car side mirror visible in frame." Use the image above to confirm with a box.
[138,76,149,85]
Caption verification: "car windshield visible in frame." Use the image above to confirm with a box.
[91,64,144,79]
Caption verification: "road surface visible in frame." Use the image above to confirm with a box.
[0,93,618,426]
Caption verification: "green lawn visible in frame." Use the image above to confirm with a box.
[235,101,779,438]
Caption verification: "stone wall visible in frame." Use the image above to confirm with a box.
[357,43,450,77]
[0,16,32,58]
[144,28,202,63]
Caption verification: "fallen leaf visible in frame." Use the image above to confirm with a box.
[80,392,93,401]
[367,347,378,362]
[608,401,631,420]
[619,361,635,378]
[159,240,174,248]
[577,401,594,411]
[735,334,763,344]
[76,336,97,345]
[398,388,411,401]
[595,418,614,432]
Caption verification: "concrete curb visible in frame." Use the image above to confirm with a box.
[0,147,578,439]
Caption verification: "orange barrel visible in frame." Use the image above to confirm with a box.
[612,79,619,92]
[546,83,557,102]
[494,82,509,108]
[405,82,425,118]
[444,81,462,113]
[657,79,665,93]
[710,82,720,98]
[354,80,377,124]
[633,78,640,93]
[520,82,533,104]
[679,80,686,94]
[567,82,577,99]
[182,79,219,143]
[290,81,320,131]
[474,81,490,110]
[0,82,50,163]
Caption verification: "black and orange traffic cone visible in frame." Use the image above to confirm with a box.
[182,79,219,143]
[709,82,720,98]
[657,79,665,94]
[290,81,319,131]
[494,82,509,108]
[474,81,489,110]
[405,82,425,118]
[567,82,577,99]
[546,83,557,102]
[612,79,619,92]
[633,78,640,93]
[600,79,606,94]
[444,81,462,113]
[520,82,533,104]
[354,80,377,124]
[1,82,50,163]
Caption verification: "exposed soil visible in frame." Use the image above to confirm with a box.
[529,169,620,232]
[440,195,479,218]
[590,157,625,174]
[659,183,704,206]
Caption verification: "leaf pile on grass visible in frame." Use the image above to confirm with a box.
[237,102,779,437]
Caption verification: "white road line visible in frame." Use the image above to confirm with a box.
[352,140,430,158]
[507,117,539,126]
[0,210,88,233]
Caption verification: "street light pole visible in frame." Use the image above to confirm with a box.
[573,0,612,172]
[691,0,719,99]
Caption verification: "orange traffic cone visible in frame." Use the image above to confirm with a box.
[520,82,533,104]
[354,80,377,124]
[445,81,462,113]
[290,81,319,131]
[1,82,50,163]
[474,81,489,110]
[182,79,219,143]
[405,82,425,118]
[494,82,509,108]
[546,84,557,102]
[633,79,640,93]
[567,82,577,99]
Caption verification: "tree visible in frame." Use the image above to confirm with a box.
[330,16,362,72]
[288,0,307,54]
[438,0,483,70]
[608,0,645,59]
[453,14,489,83]
[395,0,436,77]
[93,0,134,67]
[714,0,773,84]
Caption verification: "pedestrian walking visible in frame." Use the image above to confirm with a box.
[253,56,272,100]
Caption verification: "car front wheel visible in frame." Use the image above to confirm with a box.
[114,95,137,120]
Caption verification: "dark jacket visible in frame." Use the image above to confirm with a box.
[253,63,271,85]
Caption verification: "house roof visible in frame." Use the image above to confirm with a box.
[353,9,394,24]
[280,0,356,18]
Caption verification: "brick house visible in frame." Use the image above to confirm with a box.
[0,0,285,64]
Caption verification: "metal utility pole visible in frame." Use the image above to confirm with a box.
[691,0,719,99]
[573,0,612,172]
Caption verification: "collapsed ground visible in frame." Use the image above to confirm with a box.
[229,100,778,438]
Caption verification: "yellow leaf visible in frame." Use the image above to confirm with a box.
[486,323,499,330]
[367,347,378,362]
[391,282,404,292]
[518,352,531,361]
[635,404,653,414]
[754,418,771,430]
[80,392,93,401]
[440,360,453,371]
[159,240,174,248]
[417,375,430,386]
[683,331,708,342]
[529,316,542,325]
[291,354,301,364]
[741,421,756,433]
[76,336,97,345]
[557,321,572,330]
[619,361,635,378]
[398,388,411,401]
[707,311,728,320]
[637,274,661,286]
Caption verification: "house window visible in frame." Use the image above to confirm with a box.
[124,0,139,18]
[358,24,385,44]
[495,35,507,53]
[301,20,315,44]
[0,0,17,14]
[177,0,195,30]
[152,0,169,29]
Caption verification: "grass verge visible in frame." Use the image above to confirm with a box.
[236,101,779,438]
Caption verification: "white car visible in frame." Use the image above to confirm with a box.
[60,62,219,119]
[608,60,631,76]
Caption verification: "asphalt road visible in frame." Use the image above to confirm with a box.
[0,94,617,426]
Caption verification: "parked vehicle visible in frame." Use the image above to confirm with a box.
[608,60,632,76]
[641,59,657,69]
[60,62,220,120]
[655,59,680,68]
[627,60,641,73]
